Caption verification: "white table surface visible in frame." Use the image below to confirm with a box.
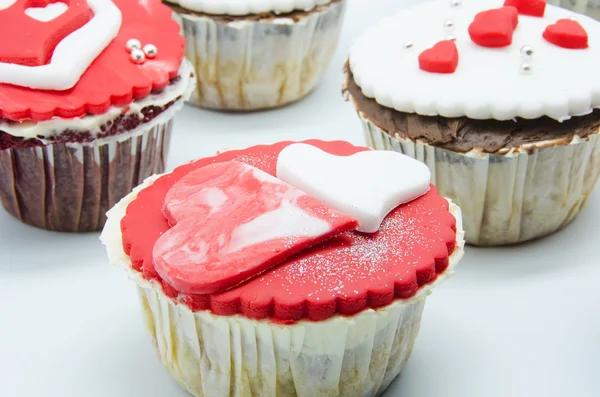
[2,1,599,396]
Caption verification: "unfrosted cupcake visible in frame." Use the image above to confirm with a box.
[101,140,464,397]
[345,0,600,246]
[166,0,346,110]
[0,0,194,232]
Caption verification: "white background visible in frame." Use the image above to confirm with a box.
[1,1,599,396]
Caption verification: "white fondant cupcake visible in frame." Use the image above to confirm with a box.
[101,140,465,396]
[166,0,347,111]
[0,0,194,232]
[345,0,600,246]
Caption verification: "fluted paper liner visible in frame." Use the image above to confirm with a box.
[101,173,465,397]
[173,1,346,111]
[0,121,172,232]
[547,0,600,20]
[359,114,600,246]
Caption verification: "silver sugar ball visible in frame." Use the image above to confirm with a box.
[445,34,457,42]
[450,0,461,6]
[444,19,455,31]
[520,45,534,59]
[143,43,158,58]
[130,48,146,64]
[520,63,532,75]
[403,41,414,49]
[126,38,141,52]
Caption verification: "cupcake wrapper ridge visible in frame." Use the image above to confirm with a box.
[360,114,600,246]
[137,284,424,397]
[174,1,346,111]
[0,121,173,232]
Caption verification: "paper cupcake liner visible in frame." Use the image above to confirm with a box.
[360,115,600,246]
[548,0,600,19]
[137,285,424,397]
[173,1,346,111]
[100,171,465,397]
[0,121,173,232]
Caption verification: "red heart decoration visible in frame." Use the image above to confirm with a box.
[152,161,358,294]
[543,19,589,49]
[0,0,92,66]
[468,6,519,48]
[504,0,546,17]
[418,40,459,74]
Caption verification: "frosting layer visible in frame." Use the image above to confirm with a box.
[349,0,600,121]
[115,141,459,323]
[166,0,333,16]
[345,65,600,154]
[0,60,194,149]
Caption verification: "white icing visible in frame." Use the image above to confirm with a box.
[349,0,600,121]
[25,2,68,22]
[0,0,16,11]
[0,0,122,90]
[227,199,331,253]
[276,143,431,233]
[169,0,333,16]
[0,60,194,143]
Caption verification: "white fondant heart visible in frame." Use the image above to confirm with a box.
[25,2,68,22]
[276,144,431,233]
[0,0,16,11]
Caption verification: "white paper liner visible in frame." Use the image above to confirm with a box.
[0,121,173,232]
[173,0,346,110]
[100,170,465,397]
[548,0,600,19]
[359,114,600,246]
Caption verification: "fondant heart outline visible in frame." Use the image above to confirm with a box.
[0,0,121,90]
[25,1,68,21]
[0,0,17,10]
[153,161,358,295]
[276,143,432,233]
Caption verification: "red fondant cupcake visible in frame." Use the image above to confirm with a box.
[101,140,465,396]
[0,0,194,232]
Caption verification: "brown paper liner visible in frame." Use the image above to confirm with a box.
[0,121,172,232]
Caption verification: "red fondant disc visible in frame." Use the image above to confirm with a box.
[0,0,184,121]
[121,141,458,323]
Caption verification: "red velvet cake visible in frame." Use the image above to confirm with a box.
[101,140,465,396]
[0,0,194,232]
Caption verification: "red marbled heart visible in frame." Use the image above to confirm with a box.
[418,40,459,74]
[543,19,589,49]
[469,6,519,48]
[504,0,546,17]
[152,161,358,295]
[0,0,92,66]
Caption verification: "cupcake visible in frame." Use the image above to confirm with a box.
[101,140,464,397]
[166,0,346,111]
[548,0,600,20]
[0,0,194,232]
[345,0,600,246]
